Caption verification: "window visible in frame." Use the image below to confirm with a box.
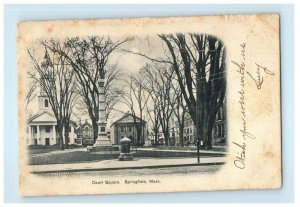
[46,126,51,133]
[100,127,105,132]
[33,126,37,134]
[44,99,49,107]
[128,126,132,132]
[121,126,125,132]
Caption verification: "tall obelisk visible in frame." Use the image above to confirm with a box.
[87,79,112,152]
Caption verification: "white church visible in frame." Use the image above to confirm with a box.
[26,91,77,146]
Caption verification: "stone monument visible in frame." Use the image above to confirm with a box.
[87,79,118,154]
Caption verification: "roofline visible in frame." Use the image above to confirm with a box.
[27,111,77,126]
[110,113,146,127]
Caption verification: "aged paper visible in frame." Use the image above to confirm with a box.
[18,14,281,196]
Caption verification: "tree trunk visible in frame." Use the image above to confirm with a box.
[154,128,159,145]
[136,126,142,146]
[57,125,64,150]
[92,120,98,143]
[207,126,213,150]
[163,127,169,146]
[207,113,217,150]
[179,126,184,147]
[64,121,70,148]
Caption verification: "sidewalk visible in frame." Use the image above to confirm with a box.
[30,156,226,174]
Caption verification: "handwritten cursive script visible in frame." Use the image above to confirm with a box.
[231,42,256,170]
[232,142,246,169]
[246,63,275,90]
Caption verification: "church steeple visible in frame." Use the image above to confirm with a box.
[38,49,53,114]
[38,89,51,113]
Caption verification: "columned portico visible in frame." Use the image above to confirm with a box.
[27,89,77,146]
[37,125,40,145]
[52,125,56,145]
[28,126,34,145]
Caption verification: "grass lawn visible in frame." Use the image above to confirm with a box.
[29,151,119,165]
[29,147,225,165]
[28,145,84,155]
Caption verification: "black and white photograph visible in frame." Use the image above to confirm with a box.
[24,33,227,177]
[17,15,281,196]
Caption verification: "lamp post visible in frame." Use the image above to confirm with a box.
[195,64,203,164]
[197,139,200,164]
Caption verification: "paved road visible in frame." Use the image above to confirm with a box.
[37,165,222,178]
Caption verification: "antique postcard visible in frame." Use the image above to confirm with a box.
[18,14,281,196]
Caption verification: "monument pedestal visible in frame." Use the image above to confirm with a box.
[118,153,134,161]
[87,132,119,154]
[144,139,152,147]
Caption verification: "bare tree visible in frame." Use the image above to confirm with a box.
[43,36,128,143]
[140,64,161,145]
[121,72,151,146]
[104,63,125,120]
[27,47,78,150]
[156,66,177,146]
[158,34,226,149]
[125,33,226,149]
[140,63,177,146]
[25,79,39,110]
[171,81,187,147]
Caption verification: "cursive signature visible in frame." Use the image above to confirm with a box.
[232,141,246,169]
[247,63,275,90]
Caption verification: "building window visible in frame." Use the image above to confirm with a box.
[121,126,125,132]
[100,127,105,132]
[128,127,132,132]
[46,126,51,133]
[33,126,37,134]
[44,99,49,107]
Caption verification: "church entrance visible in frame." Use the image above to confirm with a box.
[45,138,50,145]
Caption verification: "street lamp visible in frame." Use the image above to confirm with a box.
[197,139,200,163]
